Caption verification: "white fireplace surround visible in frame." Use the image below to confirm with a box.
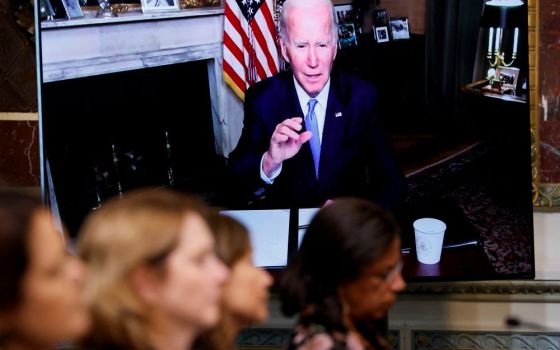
[39,7,244,156]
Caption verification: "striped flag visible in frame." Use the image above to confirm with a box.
[223,0,280,100]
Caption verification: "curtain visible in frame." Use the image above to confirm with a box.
[425,0,484,118]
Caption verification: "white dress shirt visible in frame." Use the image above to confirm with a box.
[260,77,331,184]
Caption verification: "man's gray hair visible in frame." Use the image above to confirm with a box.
[278,0,338,43]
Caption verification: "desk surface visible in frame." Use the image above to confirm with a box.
[462,80,527,104]
[268,244,495,288]
[225,203,496,282]
[402,244,494,281]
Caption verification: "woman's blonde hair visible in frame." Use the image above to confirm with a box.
[77,188,207,350]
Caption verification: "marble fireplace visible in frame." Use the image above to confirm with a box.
[40,7,243,158]
[39,8,244,233]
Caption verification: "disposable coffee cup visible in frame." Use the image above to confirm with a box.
[413,218,446,264]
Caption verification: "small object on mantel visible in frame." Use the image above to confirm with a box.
[110,3,129,14]
[481,80,503,94]
[180,0,219,9]
[96,0,116,17]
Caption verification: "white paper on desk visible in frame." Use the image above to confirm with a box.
[297,208,320,248]
[220,209,290,268]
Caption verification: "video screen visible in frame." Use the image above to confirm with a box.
[37,0,534,281]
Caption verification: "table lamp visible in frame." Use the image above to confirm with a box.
[479,0,524,84]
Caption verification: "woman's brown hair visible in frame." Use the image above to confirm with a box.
[0,190,42,312]
[193,214,252,350]
[208,214,251,267]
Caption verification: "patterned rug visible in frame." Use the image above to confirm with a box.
[402,141,533,276]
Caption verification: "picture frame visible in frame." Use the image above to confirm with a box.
[496,66,520,92]
[39,0,56,20]
[374,26,390,43]
[338,23,358,49]
[60,0,83,19]
[334,4,354,25]
[373,8,389,27]
[140,0,181,13]
[390,17,410,40]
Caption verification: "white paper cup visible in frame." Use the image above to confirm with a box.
[413,218,447,264]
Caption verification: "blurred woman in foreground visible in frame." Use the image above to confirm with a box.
[0,190,89,350]
[280,198,406,350]
[78,188,228,350]
[194,214,273,350]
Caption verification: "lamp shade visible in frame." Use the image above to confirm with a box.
[480,2,525,28]
[486,0,523,7]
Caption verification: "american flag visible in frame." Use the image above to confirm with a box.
[223,0,280,100]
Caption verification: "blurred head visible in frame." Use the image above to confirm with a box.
[0,191,89,350]
[280,198,405,328]
[78,189,228,349]
[279,0,338,97]
[209,214,273,326]
[337,234,404,321]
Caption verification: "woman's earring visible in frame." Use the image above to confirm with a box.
[341,297,350,317]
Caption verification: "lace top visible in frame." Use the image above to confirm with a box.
[286,323,374,350]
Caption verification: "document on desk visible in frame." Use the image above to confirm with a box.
[298,208,320,248]
[220,209,290,268]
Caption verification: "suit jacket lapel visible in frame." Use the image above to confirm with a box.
[280,73,305,122]
[319,78,348,195]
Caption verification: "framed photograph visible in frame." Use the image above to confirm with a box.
[334,4,354,25]
[338,23,358,49]
[60,0,83,19]
[140,0,180,13]
[373,9,389,27]
[497,66,520,91]
[39,0,56,20]
[390,17,410,40]
[374,26,390,43]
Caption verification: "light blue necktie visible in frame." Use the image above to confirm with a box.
[305,98,321,179]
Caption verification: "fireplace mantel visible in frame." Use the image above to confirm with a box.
[39,7,244,156]
[40,7,224,29]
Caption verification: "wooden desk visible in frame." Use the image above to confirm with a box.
[462,80,527,104]
[402,244,494,281]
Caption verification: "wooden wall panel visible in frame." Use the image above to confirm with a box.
[379,0,426,34]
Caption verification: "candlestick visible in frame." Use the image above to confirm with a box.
[111,144,124,198]
[488,27,494,53]
[164,130,175,186]
[494,27,501,51]
[513,27,519,54]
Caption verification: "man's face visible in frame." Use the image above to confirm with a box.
[280,4,337,97]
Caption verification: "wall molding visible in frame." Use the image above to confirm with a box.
[411,331,560,350]
[236,328,560,350]
[0,113,38,121]
[402,280,560,301]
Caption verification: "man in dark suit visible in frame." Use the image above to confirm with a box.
[228,0,406,209]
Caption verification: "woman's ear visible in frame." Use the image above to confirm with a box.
[336,286,351,319]
[129,266,160,305]
[337,285,347,300]
[0,310,15,337]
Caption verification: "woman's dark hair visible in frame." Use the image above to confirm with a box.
[0,190,42,311]
[280,197,400,331]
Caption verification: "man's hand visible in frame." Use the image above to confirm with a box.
[262,117,312,177]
